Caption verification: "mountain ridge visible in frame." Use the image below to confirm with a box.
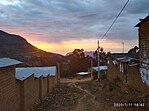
[0,30,66,66]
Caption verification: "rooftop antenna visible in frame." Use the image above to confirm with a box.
[122,42,124,53]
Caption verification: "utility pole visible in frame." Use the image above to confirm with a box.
[90,59,93,80]
[97,40,100,79]
[122,42,124,53]
[57,63,61,83]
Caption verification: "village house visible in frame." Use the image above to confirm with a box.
[107,53,149,92]
[135,15,149,86]
[107,15,149,92]
[0,58,59,111]
[0,58,22,111]
[15,66,57,111]
[92,65,108,79]
[107,53,138,81]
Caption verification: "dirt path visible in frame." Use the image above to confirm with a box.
[60,78,99,111]
[60,78,92,84]
[34,78,147,111]
[60,78,115,111]
[73,83,95,98]
[70,81,115,111]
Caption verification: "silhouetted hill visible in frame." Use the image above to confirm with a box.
[0,30,41,55]
[0,30,66,66]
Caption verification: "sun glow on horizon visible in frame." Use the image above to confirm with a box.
[0,28,136,55]
[30,39,133,55]
[32,42,54,50]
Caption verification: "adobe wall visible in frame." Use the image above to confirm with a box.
[49,76,53,91]
[107,57,117,81]
[25,75,40,110]
[128,65,149,93]
[0,66,58,111]
[108,58,130,84]
[42,77,48,98]
[0,66,20,111]
[51,76,57,88]
[19,75,40,111]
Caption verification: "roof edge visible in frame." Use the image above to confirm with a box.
[135,15,149,27]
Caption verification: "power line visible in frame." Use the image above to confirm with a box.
[100,0,130,41]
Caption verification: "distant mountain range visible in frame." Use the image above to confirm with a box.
[84,51,95,58]
[0,30,66,66]
[66,51,95,58]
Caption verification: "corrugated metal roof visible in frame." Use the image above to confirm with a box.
[77,72,89,75]
[112,60,118,65]
[0,58,22,68]
[15,66,56,81]
[111,53,139,60]
[92,66,108,71]
[129,63,139,67]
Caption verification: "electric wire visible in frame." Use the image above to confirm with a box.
[99,0,130,41]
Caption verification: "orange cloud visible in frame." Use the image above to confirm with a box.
[0,28,134,55]
[30,39,130,55]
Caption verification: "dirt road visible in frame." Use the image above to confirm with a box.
[34,78,148,111]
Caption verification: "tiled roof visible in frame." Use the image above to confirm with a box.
[0,58,22,68]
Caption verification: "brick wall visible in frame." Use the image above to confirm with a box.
[138,16,149,87]
[139,19,149,64]
[0,66,20,111]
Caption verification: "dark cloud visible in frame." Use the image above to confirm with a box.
[0,0,148,44]
[126,0,149,14]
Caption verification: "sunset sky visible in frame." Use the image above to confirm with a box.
[0,0,149,55]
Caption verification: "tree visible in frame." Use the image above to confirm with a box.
[72,49,85,58]
[64,49,90,77]
[93,47,106,66]
[128,46,139,53]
